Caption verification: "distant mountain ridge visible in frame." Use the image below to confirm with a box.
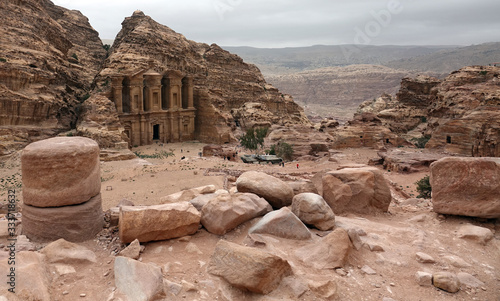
[385,42,500,75]
[224,42,500,121]
[223,44,456,76]
[223,42,500,77]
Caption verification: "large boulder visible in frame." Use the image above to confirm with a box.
[295,228,351,269]
[249,207,312,240]
[322,167,391,214]
[236,171,294,209]
[430,157,500,218]
[291,193,336,230]
[114,256,164,301]
[201,193,272,235]
[22,194,104,242]
[21,137,101,207]
[190,190,229,211]
[119,202,201,243]
[207,240,293,294]
[288,180,319,195]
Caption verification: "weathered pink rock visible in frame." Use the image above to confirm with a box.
[236,171,294,209]
[22,194,104,242]
[21,137,101,208]
[430,157,500,218]
[119,202,201,243]
[207,240,293,294]
[295,228,351,269]
[322,167,391,214]
[114,256,164,301]
[433,272,460,293]
[249,207,312,240]
[0,252,51,301]
[201,193,272,235]
[291,193,336,230]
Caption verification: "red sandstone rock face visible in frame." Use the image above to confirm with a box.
[356,66,500,156]
[96,11,309,144]
[430,157,500,218]
[0,0,106,155]
[75,95,128,148]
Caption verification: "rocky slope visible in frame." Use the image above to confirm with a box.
[96,11,309,144]
[357,66,500,156]
[0,0,106,156]
[266,65,410,123]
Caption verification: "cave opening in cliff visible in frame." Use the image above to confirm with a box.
[153,124,160,140]
[447,136,452,144]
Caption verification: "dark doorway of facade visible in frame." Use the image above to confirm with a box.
[153,124,160,140]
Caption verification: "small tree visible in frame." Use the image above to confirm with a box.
[270,141,294,161]
[239,127,268,151]
[415,175,432,199]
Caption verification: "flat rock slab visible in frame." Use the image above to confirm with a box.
[21,137,101,207]
[160,185,216,204]
[119,202,200,243]
[22,194,104,242]
[457,224,494,245]
[249,207,312,240]
[322,167,392,215]
[236,171,294,209]
[114,256,164,301]
[295,228,351,270]
[208,240,293,294]
[378,149,447,173]
[41,238,97,264]
[430,157,500,218]
[0,252,51,301]
[201,193,271,235]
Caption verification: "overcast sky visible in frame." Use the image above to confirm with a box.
[52,0,500,48]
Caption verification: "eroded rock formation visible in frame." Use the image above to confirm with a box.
[0,0,106,155]
[357,66,500,156]
[96,11,309,145]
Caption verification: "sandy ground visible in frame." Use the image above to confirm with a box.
[0,143,499,301]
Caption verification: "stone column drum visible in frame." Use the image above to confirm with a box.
[21,137,104,242]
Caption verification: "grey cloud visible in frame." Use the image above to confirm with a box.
[52,0,500,47]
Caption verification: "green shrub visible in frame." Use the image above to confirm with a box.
[270,141,294,161]
[415,175,431,199]
[0,58,6,62]
[479,70,488,76]
[239,127,268,151]
[72,53,79,61]
[411,135,431,148]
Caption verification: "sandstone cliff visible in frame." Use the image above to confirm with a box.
[96,11,309,144]
[0,0,106,155]
[357,66,500,156]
